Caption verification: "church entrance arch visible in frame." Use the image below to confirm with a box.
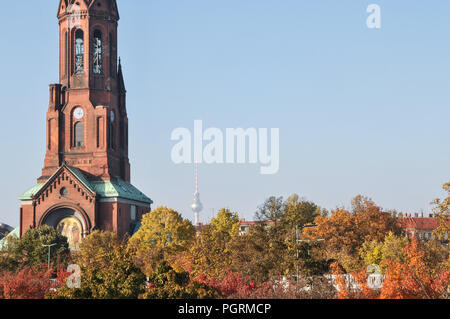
[41,207,86,250]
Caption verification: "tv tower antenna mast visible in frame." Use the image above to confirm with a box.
[191,162,203,226]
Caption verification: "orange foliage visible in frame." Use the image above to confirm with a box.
[330,262,379,299]
[305,196,401,256]
[380,239,450,299]
[332,238,450,299]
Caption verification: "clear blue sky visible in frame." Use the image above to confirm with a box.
[1,0,450,226]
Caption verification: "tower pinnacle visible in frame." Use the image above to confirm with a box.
[191,163,203,226]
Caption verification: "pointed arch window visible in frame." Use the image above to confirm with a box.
[75,29,84,74]
[93,30,103,74]
[74,122,84,148]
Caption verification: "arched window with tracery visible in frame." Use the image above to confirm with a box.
[74,29,84,74]
[93,30,103,74]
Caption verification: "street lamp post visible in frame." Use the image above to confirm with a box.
[42,243,57,270]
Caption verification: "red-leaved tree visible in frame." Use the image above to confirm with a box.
[194,270,258,298]
[0,265,69,299]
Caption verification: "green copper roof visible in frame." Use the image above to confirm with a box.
[91,179,153,204]
[19,183,45,201]
[0,227,19,251]
[19,165,152,205]
[66,166,95,194]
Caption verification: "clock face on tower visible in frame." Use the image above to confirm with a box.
[73,108,84,120]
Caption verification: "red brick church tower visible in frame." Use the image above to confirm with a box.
[19,0,152,248]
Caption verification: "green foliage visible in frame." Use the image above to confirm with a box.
[283,195,322,228]
[189,208,241,279]
[230,196,327,283]
[381,232,408,263]
[256,195,321,229]
[141,261,220,299]
[0,235,20,272]
[360,240,384,266]
[53,231,146,299]
[420,239,449,272]
[229,223,286,284]
[296,242,334,277]
[360,232,408,272]
[210,208,241,237]
[12,225,70,269]
[129,206,196,276]
[255,196,285,222]
[2,189,449,300]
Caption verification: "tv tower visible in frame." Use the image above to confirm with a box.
[191,162,203,226]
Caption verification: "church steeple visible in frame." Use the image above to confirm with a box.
[57,0,120,91]
[19,0,152,243]
[40,0,130,183]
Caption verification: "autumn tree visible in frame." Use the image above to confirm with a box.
[337,238,450,299]
[296,241,333,277]
[141,261,220,299]
[431,182,450,242]
[303,208,362,272]
[351,196,402,243]
[0,235,20,272]
[210,208,241,236]
[0,265,68,299]
[53,231,146,299]
[380,239,450,299]
[256,195,323,230]
[194,271,258,299]
[229,195,327,283]
[255,196,285,223]
[420,239,449,273]
[229,223,293,284]
[360,232,408,270]
[188,208,240,279]
[330,262,379,299]
[129,207,196,276]
[304,195,402,272]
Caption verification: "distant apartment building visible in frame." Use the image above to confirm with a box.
[193,219,275,235]
[239,219,276,235]
[398,213,448,241]
[197,214,448,241]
